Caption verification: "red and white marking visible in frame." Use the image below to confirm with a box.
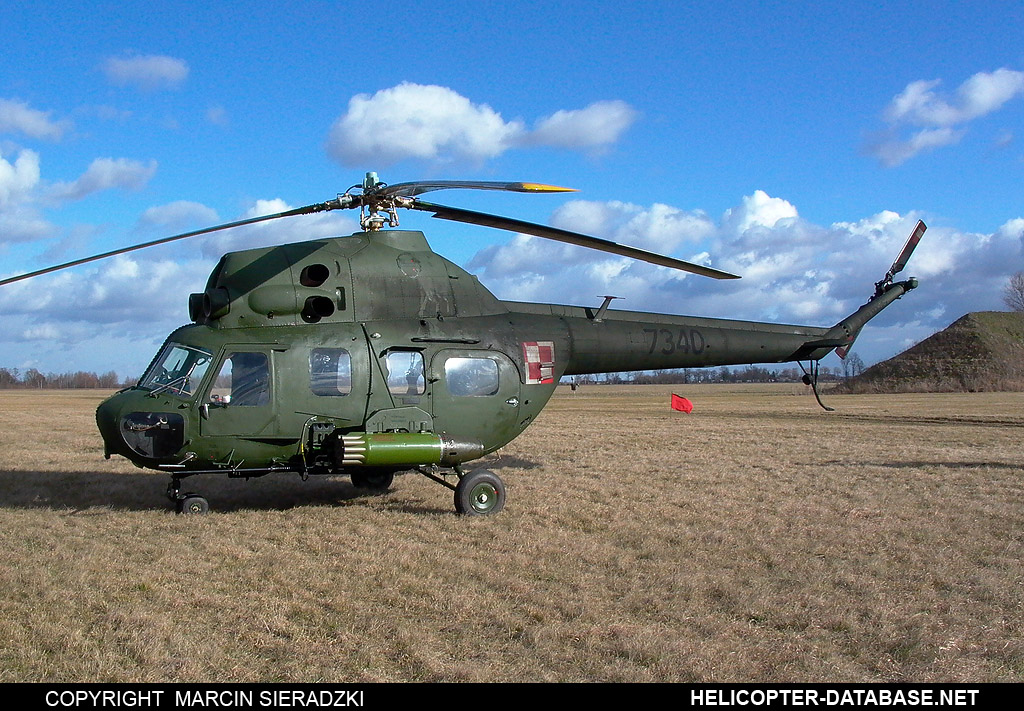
[522,341,555,384]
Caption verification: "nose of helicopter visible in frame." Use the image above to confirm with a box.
[96,391,186,462]
[96,393,125,458]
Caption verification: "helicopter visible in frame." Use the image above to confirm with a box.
[0,173,926,515]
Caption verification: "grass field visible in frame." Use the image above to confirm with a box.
[0,385,1021,682]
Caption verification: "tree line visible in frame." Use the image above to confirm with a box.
[0,367,130,390]
[570,356,866,386]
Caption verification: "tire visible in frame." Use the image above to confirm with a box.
[177,494,209,515]
[454,469,505,516]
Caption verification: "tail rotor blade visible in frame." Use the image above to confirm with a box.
[888,220,927,279]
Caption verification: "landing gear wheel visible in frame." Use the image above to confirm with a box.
[351,470,394,491]
[177,494,209,515]
[454,469,505,516]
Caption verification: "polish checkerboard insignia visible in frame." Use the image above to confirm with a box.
[522,341,555,384]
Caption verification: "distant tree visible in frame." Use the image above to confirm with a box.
[98,371,120,388]
[842,353,865,378]
[0,368,18,388]
[1004,271,1024,312]
[850,354,865,377]
[24,368,46,389]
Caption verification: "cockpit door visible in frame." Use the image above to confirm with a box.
[200,348,277,437]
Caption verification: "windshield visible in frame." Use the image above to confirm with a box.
[139,343,214,397]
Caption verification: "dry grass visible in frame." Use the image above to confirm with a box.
[0,385,1022,682]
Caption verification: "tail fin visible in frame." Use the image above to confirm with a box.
[830,220,927,359]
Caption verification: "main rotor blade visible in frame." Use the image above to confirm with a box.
[0,201,336,288]
[888,220,927,278]
[379,181,576,199]
[414,201,740,280]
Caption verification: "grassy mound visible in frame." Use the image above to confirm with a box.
[839,311,1024,393]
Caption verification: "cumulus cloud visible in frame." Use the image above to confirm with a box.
[5,185,1020,376]
[527,100,639,151]
[49,157,157,202]
[102,54,189,91]
[137,200,219,231]
[869,68,1024,166]
[327,83,523,166]
[0,148,57,247]
[0,148,41,207]
[326,83,637,166]
[721,190,799,234]
[0,194,361,371]
[193,198,359,258]
[467,191,1023,363]
[0,98,71,140]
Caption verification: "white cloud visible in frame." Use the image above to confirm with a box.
[197,198,359,258]
[137,200,219,231]
[0,148,57,247]
[327,83,523,166]
[470,199,717,281]
[869,127,966,168]
[528,100,639,151]
[5,186,1020,377]
[326,83,637,166]
[0,192,366,378]
[0,99,71,140]
[0,148,41,207]
[870,68,1024,166]
[102,54,189,90]
[721,190,799,233]
[467,191,1024,365]
[21,324,61,341]
[886,69,1024,126]
[49,157,157,202]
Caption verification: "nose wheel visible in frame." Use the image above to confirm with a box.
[167,478,210,515]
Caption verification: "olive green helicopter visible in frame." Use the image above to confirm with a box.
[0,173,926,515]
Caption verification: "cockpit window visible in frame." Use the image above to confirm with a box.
[209,352,270,406]
[139,343,214,397]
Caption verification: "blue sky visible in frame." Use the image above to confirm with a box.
[2,1,1023,377]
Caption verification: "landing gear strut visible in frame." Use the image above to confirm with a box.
[417,465,507,515]
[167,477,209,515]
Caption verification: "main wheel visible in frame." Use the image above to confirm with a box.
[351,470,394,491]
[454,469,505,516]
[177,494,209,515]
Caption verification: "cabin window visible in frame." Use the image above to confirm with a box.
[209,352,270,406]
[444,357,499,397]
[310,348,352,396]
[139,343,213,397]
[385,350,424,395]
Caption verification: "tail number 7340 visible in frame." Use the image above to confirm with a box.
[642,327,706,356]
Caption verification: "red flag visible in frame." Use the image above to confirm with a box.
[671,394,693,413]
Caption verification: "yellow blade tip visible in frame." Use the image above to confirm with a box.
[516,182,578,193]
